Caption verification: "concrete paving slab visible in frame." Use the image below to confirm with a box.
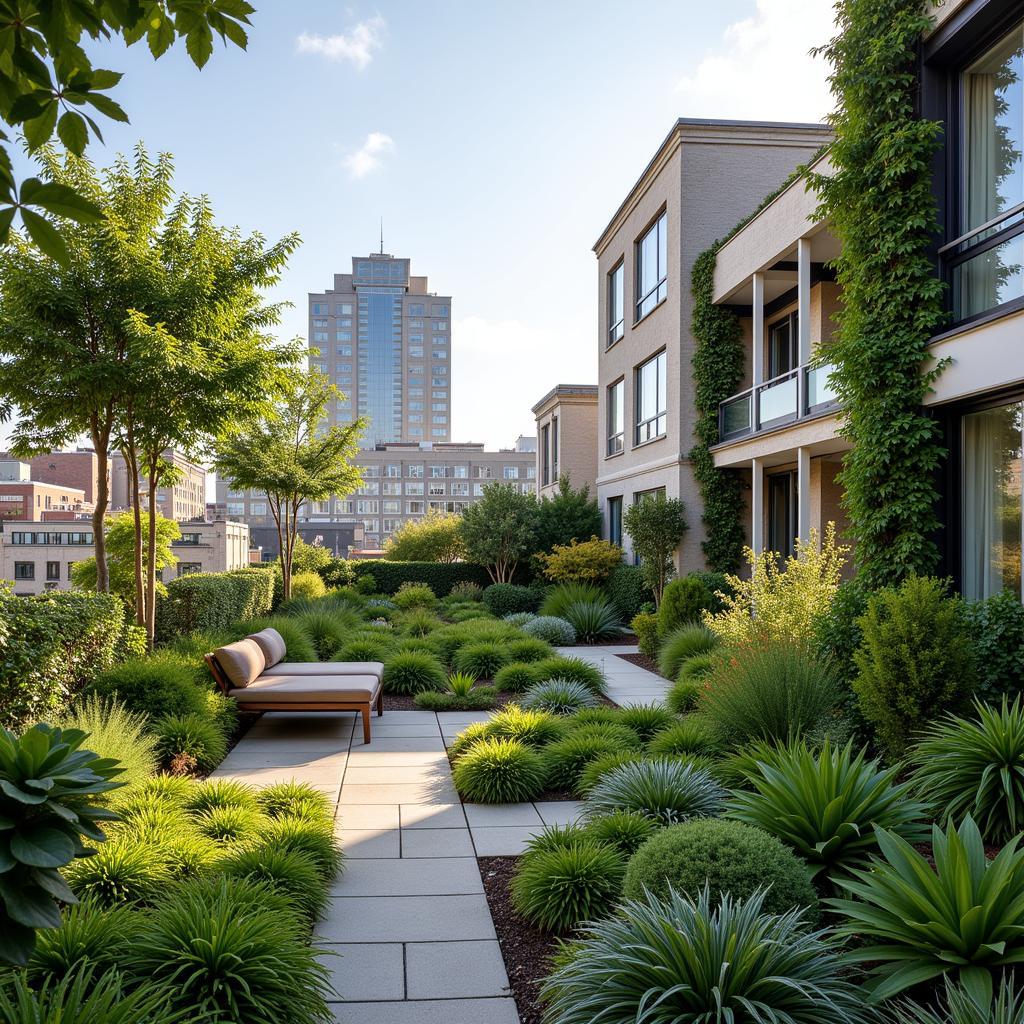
[464,802,544,827]
[470,825,542,856]
[405,940,510,999]
[399,803,467,829]
[355,736,447,753]
[335,805,400,829]
[534,800,584,826]
[343,765,451,785]
[366,722,443,738]
[316,894,496,943]
[330,998,520,1024]
[318,943,404,1002]
[337,828,401,859]
[331,857,482,897]
[400,828,475,858]
[340,782,459,805]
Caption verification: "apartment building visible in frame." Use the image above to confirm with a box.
[163,520,251,582]
[27,450,106,505]
[708,0,1024,601]
[0,477,89,521]
[533,385,599,498]
[309,252,453,447]
[594,119,834,565]
[217,441,536,552]
[110,450,207,522]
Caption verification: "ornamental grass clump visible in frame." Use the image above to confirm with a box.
[726,738,930,879]
[830,816,1024,1002]
[454,640,509,679]
[574,752,647,797]
[382,650,447,694]
[487,705,568,747]
[561,599,622,644]
[617,703,676,742]
[154,712,227,773]
[493,662,539,693]
[511,843,625,933]
[520,679,597,715]
[539,583,604,619]
[452,737,547,803]
[911,698,1024,844]
[256,780,332,822]
[622,817,818,918]
[27,900,138,982]
[505,636,555,663]
[657,623,719,680]
[584,758,724,825]
[64,838,171,908]
[541,733,638,792]
[220,846,328,920]
[294,609,350,660]
[256,815,342,880]
[581,810,657,856]
[541,886,867,1024]
[667,675,708,715]
[183,778,258,814]
[532,656,605,694]
[647,716,720,757]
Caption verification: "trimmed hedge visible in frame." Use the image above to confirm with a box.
[348,560,494,596]
[0,589,127,728]
[155,568,275,643]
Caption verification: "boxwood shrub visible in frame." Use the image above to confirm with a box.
[90,653,209,721]
[155,568,275,643]
[349,560,493,596]
[484,583,540,617]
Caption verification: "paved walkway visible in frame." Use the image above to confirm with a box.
[556,643,670,705]
[210,646,668,1022]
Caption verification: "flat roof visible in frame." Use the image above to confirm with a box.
[532,384,599,414]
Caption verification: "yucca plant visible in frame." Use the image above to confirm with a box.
[830,816,1024,1003]
[584,758,724,825]
[897,975,1024,1024]
[911,698,1024,844]
[452,737,547,803]
[511,843,625,933]
[541,886,867,1024]
[562,600,622,644]
[726,738,930,879]
[539,582,604,619]
[520,679,598,715]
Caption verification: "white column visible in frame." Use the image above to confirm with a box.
[752,271,764,387]
[797,238,811,365]
[797,446,811,545]
[751,457,764,555]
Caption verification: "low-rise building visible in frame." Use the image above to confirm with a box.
[110,450,207,522]
[532,385,599,498]
[165,520,251,581]
[0,480,90,522]
[27,450,106,505]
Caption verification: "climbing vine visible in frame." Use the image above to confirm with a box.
[810,0,947,589]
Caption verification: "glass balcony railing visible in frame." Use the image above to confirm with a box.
[718,362,839,442]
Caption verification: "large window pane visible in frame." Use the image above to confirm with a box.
[963,402,1023,601]
[636,213,668,320]
[607,379,624,455]
[608,263,624,345]
[952,230,1024,319]
[635,351,667,443]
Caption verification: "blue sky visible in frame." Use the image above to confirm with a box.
[8,0,835,454]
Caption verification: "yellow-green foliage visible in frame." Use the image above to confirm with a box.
[538,537,623,585]
[702,524,848,647]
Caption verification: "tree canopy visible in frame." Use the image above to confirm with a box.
[534,475,603,555]
[459,482,539,583]
[623,494,688,606]
[385,511,466,563]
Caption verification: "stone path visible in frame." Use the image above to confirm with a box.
[556,643,671,706]
[210,644,668,1022]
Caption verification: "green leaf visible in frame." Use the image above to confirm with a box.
[10,825,75,868]
[25,181,103,223]
[21,100,58,150]
[19,207,70,264]
[0,911,36,966]
[57,109,89,154]
[147,15,176,58]
[185,23,214,68]
[0,204,16,244]
[0,879,61,929]
[84,92,129,123]
[0,779,47,805]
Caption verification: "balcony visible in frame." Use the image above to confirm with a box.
[718,362,839,442]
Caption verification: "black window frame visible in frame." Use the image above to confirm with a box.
[607,378,625,456]
[13,561,34,580]
[607,260,625,346]
[634,350,667,445]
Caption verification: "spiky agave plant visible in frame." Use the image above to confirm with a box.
[584,758,724,825]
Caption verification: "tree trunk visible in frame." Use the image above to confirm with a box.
[89,411,113,594]
[120,433,145,627]
[144,462,159,650]
[270,494,286,604]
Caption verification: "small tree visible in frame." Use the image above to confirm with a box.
[534,475,603,554]
[214,369,365,601]
[538,537,622,584]
[71,511,179,609]
[385,511,466,563]
[623,494,688,606]
[460,482,539,583]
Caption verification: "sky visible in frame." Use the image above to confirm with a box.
[4,0,837,464]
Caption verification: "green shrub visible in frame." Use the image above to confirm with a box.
[491,662,536,693]
[446,721,492,762]
[657,623,719,680]
[521,823,590,857]
[449,606,492,622]
[623,817,818,918]
[582,810,657,856]
[487,705,567,746]
[133,773,197,806]
[483,582,539,617]
[542,733,636,791]
[584,758,724,825]
[194,804,265,845]
[648,716,720,757]
[570,707,622,727]
[333,637,392,664]
[542,887,863,1024]
[502,611,534,627]
[454,640,509,678]
[911,698,1024,845]
[449,581,484,602]
[154,713,227,773]
[561,599,622,644]
[220,846,327,920]
[966,591,1024,703]
[605,563,650,623]
[565,720,642,749]
[0,590,127,728]
[414,687,497,711]
[113,799,219,880]
[27,900,138,983]
[204,689,238,737]
[256,781,332,822]
[700,643,843,747]
[617,703,676,742]
[155,570,273,643]
[400,608,441,637]
[288,571,327,600]
[0,724,122,965]
[630,611,660,658]
[658,576,715,636]
[727,738,929,880]
[687,570,734,613]
[520,679,597,715]
[238,615,318,662]
[521,615,576,644]
[678,650,719,683]
[256,816,341,880]
[56,696,157,794]
[349,559,492,596]
[811,579,870,692]
[65,837,170,907]
[532,656,605,694]
[292,610,348,660]
[0,966,182,1024]
[831,817,1024,1002]
[575,752,647,796]
[452,737,547,803]
[90,653,207,721]
[126,877,331,1024]
[393,581,437,610]
[383,651,447,695]
[853,576,978,757]
[667,676,706,715]
[539,583,603,619]
[511,844,625,933]
[506,637,554,663]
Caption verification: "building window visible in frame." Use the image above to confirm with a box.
[14,561,34,580]
[177,532,201,545]
[635,350,667,443]
[250,502,267,516]
[540,423,550,486]
[962,400,1023,600]
[382,500,400,514]
[475,466,492,479]
[227,502,244,517]
[503,465,519,480]
[950,23,1024,321]
[608,261,624,345]
[179,562,202,575]
[431,304,449,316]
[552,416,558,477]
[409,303,424,316]
[608,378,625,455]
[311,302,328,315]
[429,482,446,496]
[607,497,623,546]
[767,472,798,562]
[406,501,425,514]
[636,212,668,320]
[336,303,353,315]
[45,561,60,581]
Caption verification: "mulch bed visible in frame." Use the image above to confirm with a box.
[383,689,522,712]
[616,651,665,677]
[479,855,558,1024]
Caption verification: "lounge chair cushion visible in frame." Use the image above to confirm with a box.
[249,628,286,668]
[229,673,379,704]
[273,661,384,682]
[214,639,266,689]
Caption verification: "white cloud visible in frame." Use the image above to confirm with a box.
[451,316,595,448]
[296,16,386,70]
[675,0,837,123]
[341,132,394,179]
